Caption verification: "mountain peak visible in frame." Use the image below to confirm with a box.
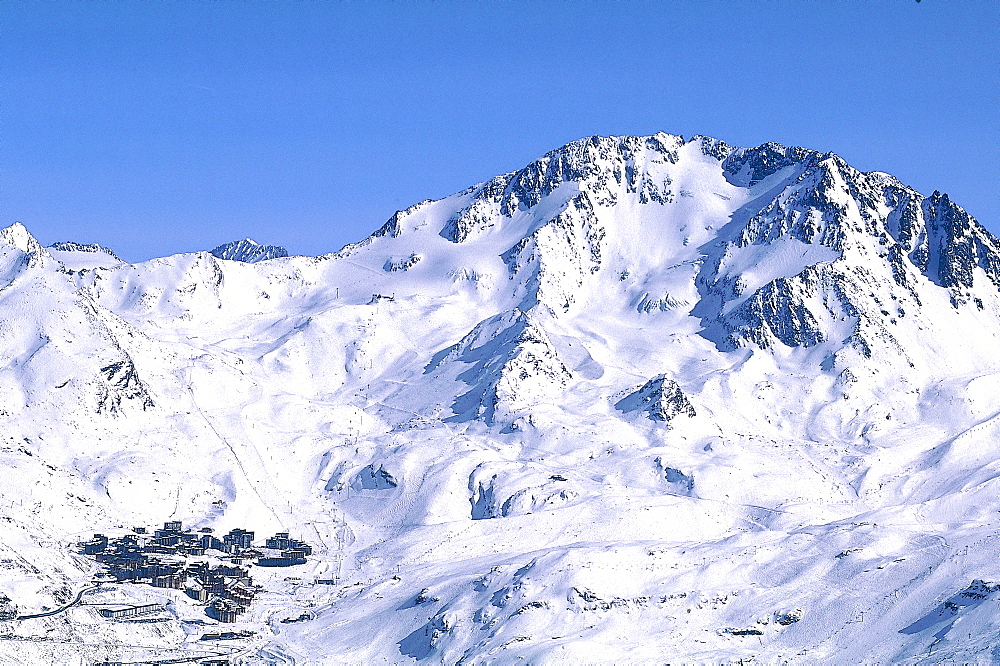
[48,240,120,260]
[1,222,42,254]
[210,238,288,263]
[353,131,1000,366]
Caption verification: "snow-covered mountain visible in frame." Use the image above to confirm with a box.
[4,133,1000,663]
[210,238,289,263]
[46,240,122,270]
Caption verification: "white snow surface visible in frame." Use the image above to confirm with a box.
[45,240,123,270]
[3,134,1000,662]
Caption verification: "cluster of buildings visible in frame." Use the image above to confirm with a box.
[79,521,313,622]
[98,603,164,620]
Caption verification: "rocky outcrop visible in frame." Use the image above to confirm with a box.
[469,463,580,520]
[693,145,1000,355]
[383,253,422,272]
[210,239,288,263]
[616,376,696,424]
[500,192,604,312]
[48,241,120,260]
[96,356,154,414]
[352,464,398,491]
[441,133,686,244]
[429,310,572,425]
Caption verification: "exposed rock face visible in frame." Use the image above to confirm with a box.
[383,253,421,272]
[468,463,580,520]
[654,458,696,496]
[426,310,572,426]
[210,238,288,263]
[440,133,685,244]
[96,357,154,414]
[689,145,1000,356]
[616,376,696,423]
[48,241,120,260]
[500,192,604,312]
[352,464,397,490]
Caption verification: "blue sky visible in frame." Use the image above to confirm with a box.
[1,1,997,261]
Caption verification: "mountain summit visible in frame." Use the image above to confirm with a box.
[2,134,1000,663]
[210,237,288,262]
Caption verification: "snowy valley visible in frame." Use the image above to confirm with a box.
[3,133,1000,663]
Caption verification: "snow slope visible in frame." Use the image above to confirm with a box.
[45,241,122,270]
[3,133,1000,663]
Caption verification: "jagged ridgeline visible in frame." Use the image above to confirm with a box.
[1,133,1000,663]
[210,238,288,263]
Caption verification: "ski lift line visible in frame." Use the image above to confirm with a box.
[168,483,184,522]
[362,400,425,421]
[809,552,956,652]
[618,487,795,517]
[336,258,383,276]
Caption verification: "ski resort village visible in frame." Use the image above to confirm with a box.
[0,521,320,662]
[80,521,314,622]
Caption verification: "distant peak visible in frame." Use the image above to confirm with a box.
[210,239,288,263]
[2,222,43,255]
[48,241,120,260]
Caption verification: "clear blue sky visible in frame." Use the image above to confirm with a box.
[1,1,997,261]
